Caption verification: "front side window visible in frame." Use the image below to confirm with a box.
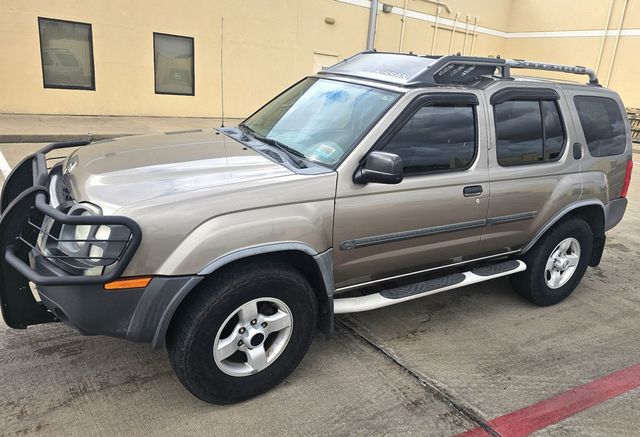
[38,18,95,90]
[154,33,194,95]
[574,96,627,157]
[242,78,399,167]
[382,104,476,175]
[495,99,565,166]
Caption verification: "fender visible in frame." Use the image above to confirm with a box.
[521,199,606,254]
[151,242,334,349]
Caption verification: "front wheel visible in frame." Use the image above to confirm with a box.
[510,218,593,306]
[167,261,317,404]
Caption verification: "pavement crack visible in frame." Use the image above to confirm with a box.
[337,315,501,437]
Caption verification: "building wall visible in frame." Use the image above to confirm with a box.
[505,0,640,107]
[0,0,638,118]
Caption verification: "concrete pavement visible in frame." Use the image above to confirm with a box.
[0,114,242,143]
[0,136,639,436]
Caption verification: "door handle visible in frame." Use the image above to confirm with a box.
[463,185,483,197]
[573,142,583,160]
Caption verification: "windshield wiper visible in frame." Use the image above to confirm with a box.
[239,125,307,168]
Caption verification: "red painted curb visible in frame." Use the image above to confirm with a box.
[457,363,640,437]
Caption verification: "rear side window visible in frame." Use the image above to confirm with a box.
[494,99,565,166]
[382,104,476,175]
[574,96,627,157]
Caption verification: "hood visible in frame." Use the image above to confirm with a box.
[62,130,293,213]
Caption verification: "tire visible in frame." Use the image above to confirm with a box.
[510,218,593,306]
[167,261,317,404]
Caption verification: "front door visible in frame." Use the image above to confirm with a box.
[333,92,491,290]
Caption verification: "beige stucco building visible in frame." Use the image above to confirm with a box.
[1,0,638,118]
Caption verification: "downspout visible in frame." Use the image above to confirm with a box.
[399,0,409,51]
[606,0,629,87]
[366,0,379,50]
[430,6,441,54]
[462,14,470,55]
[595,0,615,74]
[448,12,460,54]
[470,17,479,55]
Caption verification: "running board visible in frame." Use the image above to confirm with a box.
[333,260,526,314]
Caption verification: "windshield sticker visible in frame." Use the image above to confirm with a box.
[316,144,336,158]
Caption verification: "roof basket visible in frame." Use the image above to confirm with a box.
[320,52,600,87]
[413,55,508,85]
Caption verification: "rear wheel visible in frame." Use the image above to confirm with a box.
[167,261,317,404]
[510,218,593,306]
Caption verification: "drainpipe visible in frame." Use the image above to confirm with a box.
[470,17,479,55]
[448,12,460,54]
[430,6,441,54]
[462,14,470,55]
[596,0,615,74]
[366,0,379,50]
[399,0,409,51]
[606,0,629,87]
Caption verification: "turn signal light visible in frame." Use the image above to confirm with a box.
[104,276,153,290]
[620,159,633,198]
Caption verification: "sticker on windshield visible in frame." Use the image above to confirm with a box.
[316,144,336,158]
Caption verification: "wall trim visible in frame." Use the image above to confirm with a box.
[336,0,640,40]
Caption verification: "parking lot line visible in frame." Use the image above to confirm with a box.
[457,362,640,437]
[0,150,12,177]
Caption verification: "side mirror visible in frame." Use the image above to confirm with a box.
[353,151,403,185]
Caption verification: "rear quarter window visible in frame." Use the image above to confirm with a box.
[574,96,627,157]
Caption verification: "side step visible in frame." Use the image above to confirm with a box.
[333,260,526,314]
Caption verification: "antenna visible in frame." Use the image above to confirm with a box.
[220,17,225,127]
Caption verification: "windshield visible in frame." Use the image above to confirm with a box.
[242,78,399,166]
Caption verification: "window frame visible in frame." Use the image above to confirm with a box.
[153,32,195,96]
[371,93,480,178]
[492,90,567,167]
[37,17,96,91]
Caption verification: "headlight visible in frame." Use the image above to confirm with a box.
[38,202,132,276]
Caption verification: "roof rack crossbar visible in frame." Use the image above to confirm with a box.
[504,59,599,85]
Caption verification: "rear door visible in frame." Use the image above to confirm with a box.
[332,91,491,290]
[482,85,583,254]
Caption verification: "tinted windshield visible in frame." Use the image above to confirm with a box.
[242,78,399,166]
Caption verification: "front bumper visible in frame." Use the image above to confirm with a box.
[33,254,197,342]
[0,140,147,335]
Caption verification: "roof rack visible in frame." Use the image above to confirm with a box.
[504,59,599,86]
[321,52,600,87]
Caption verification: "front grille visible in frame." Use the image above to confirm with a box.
[62,183,73,202]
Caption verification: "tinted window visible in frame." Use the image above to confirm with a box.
[495,99,566,166]
[383,104,476,174]
[38,18,95,90]
[154,33,194,95]
[574,96,627,157]
[495,101,543,165]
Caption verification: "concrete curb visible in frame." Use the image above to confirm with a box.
[0,134,132,143]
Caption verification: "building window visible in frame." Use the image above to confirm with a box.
[494,99,566,166]
[153,33,194,96]
[574,96,627,157]
[38,17,95,90]
[383,104,476,175]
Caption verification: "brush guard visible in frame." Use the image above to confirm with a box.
[0,140,142,329]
